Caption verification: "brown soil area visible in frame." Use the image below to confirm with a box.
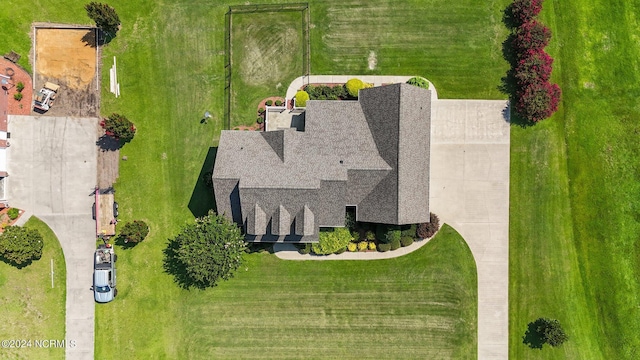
[33,28,100,117]
[0,58,32,116]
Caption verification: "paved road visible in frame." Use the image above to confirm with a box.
[8,115,98,360]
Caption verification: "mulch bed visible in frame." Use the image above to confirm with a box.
[0,208,25,233]
[0,57,33,116]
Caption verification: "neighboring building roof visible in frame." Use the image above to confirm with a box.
[213,83,431,242]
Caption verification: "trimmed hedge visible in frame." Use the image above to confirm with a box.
[368,241,376,251]
[400,236,414,247]
[390,238,401,251]
[385,229,401,244]
[265,100,273,106]
[347,242,357,252]
[357,241,368,252]
[295,90,310,107]
[275,100,283,106]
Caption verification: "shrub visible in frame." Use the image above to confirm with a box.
[406,76,430,89]
[256,117,264,124]
[258,107,265,114]
[312,227,352,255]
[400,224,417,237]
[516,81,561,122]
[345,78,369,98]
[13,92,23,101]
[510,0,543,25]
[417,212,440,239]
[400,236,414,247]
[265,100,273,106]
[365,230,376,241]
[0,226,43,266]
[298,243,311,254]
[384,229,401,244]
[102,113,136,143]
[334,246,347,254]
[378,243,391,252]
[119,220,149,243]
[347,242,357,252]
[295,90,310,107]
[390,238,401,251]
[16,82,24,92]
[512,20,551,52]
[357,241,368,252]
[514,49,553,85]
[368,241,376,251]
[7,208,20,220]
[275,100,283,106]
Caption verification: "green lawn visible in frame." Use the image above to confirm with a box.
[0,217,66,360]
[509,0,640,359]
[230,9,306,127]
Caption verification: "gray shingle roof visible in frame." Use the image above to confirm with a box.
[212,83,431,242]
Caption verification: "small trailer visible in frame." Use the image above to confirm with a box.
[33,82,60,112]
[93,187,119,239]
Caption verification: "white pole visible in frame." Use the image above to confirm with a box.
[96,28,99,91]
[50,259,54,288]
[33,27,37,90]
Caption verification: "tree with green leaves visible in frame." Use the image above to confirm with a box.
[85,2,121,37]
[538,318,568,347]
[163,211,246,289]
[102,113,136,143]
[0,226,43,267]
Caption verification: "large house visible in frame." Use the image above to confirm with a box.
[213,83,431,242]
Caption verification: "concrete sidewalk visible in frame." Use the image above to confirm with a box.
[285,75,437,102]
[7,115,98,360]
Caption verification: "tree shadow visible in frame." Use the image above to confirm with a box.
[113,234,137,250]
[81,29,98,48]
[523,319,546,349]
[187,147,217,218]
[502,3,520,30]
[0,254,36,269]
[96,134,122,151]
[162,237,205,290]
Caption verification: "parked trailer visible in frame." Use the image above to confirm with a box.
[93,188,118,238]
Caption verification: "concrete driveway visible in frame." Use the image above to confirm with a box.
[429,100,510,359]
[8,115,97,360]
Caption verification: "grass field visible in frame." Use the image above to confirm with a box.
[0,217,66,360]
[509,0,640,359]
[229,9,306,127]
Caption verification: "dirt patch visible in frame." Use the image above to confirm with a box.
[33,28,100,117]
[368,51,377,70]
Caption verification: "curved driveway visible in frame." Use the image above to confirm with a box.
[8,115,97,360]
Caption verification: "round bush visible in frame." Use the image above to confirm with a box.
[406,76,430,89]
[378,243,391,252]
[385,229,401,244]
[365,230,375,241]
[275,100,283,106]
[400,236,414,247]
[390,238,401,251]
[102,113,136,143]
[368,241,376,251]
[256,117,264,124]
[516,81,561,123]
[295,90,310,107]
[357,241,368,252]
[312,227,352,255]
[119,220,149,243]
[7,208,20,220]
[347,242,357,252]
[258,107,265,114]
[345,78,367,98]
[265,100,273,106]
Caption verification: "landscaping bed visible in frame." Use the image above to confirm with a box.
[0,208,25,232]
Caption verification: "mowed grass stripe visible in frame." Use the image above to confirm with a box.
[175,225,476,360]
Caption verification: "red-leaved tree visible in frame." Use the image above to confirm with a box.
[514,49,554,85]
[516,81,561,122]
[510,0,543,25]
[512,20,551,52]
